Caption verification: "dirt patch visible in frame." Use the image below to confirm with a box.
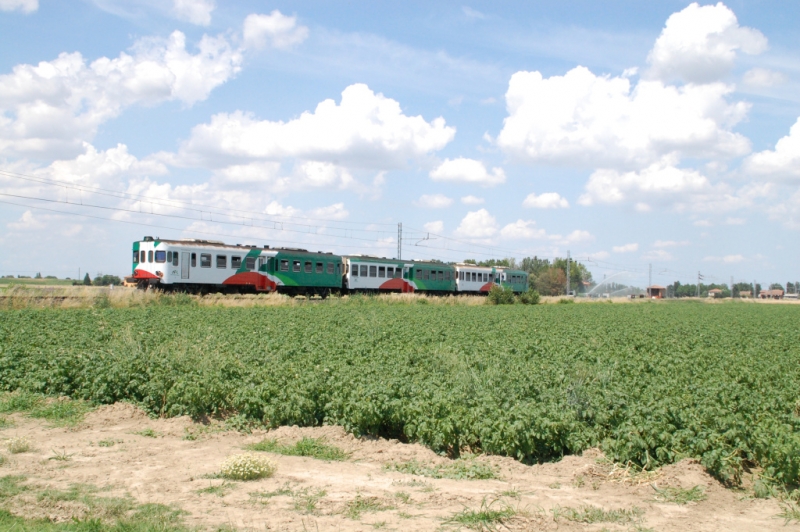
[0,405,794,531]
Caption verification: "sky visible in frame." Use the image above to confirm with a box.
[1,0,799,289]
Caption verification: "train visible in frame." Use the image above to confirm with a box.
[131,236,528,296]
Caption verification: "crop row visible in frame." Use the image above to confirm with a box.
[1,302,799,488]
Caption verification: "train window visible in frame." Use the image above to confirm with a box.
[245,257,256,270]
[378,266,385,278]
[140,251,145,263]
[471,272,476,282]
[352,264,359,276]
[423,270,429,280]
[191,253,197,267]
[305,261,312,273]
[155,250,166,263]
[369,265,377,277]
[216,255,227,268]
[437,271,443,281]
[231,256,242,269]
[172,253,179,266]
[316,262,323,273]
[360,265,368,277]
[444,271,450,281]
[167,251,172,262]
[281,260,289,271]
[200,254,211,268]
[395,268,401,278]
[387,267,393,277]
[327,262,334,274]
[293,261,301,272]
[133,251,139,264]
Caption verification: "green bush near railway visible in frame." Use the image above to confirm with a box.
[0,303,799,490]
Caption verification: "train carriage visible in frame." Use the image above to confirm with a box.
[454,264,497,293]
[406,261,456,293]
[345,256,412,292]
[498,268,529,293]
[132,237,343,296]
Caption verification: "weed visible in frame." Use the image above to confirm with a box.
[219,453,276,481]
[779,500,800,524]
[447,498,517,530]
[292,487,327,514]
[498,487,521,499]
[552,504,644,524]
[386,457,497,480]
[182,429,198,441]
[0,454,4,467]
[0,475,29,498]
[652,484,706,504]
[248,437,349,461]
[197,481,236,497]
[48,448,74,461]
[38,484,135,519]
[754,478,777,499]
[134,428,160,438]
[372,522,387,529]
[29,398,93,426]
[0,416,12,429]
[98,439,117,448]
[0,391,41,413]
[394,491,411,504]
[343,494,393,520]
[548,482,561,489]
[250,483,294,502]
[7,437,32,454]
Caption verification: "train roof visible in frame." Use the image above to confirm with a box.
[136,237,340,257]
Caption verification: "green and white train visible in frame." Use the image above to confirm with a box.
[132,237,528,296]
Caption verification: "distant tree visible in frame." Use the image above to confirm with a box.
[534,267,566,296]
[463,259,477,265]
[769,283,784,291]
[34,272,42,279]
[83,273,92,285]
[93,274,122,286]
[45,275,57,279]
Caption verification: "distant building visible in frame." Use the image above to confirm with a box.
[759,289,784,299]
[646,285,666,298]
[739,290,752,298]
[708,288,723,298]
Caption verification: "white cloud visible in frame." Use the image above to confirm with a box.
[653,240,689,248]
[497,66,750,168]
[460,195,484,205]
[309,202,348,221]
[0,31,242,158]
[612,243,638,253]
[462,6,485,19]
[587,251,610,260]
[641,249,674,261]
[742,68,787,88]
[578,156,711,206]
[725,216,746,225]
[744,117,800,181]
[499,219,547,240]
[429,158,505,186]
[522,192,569,209]
[243,11,309,50]
[7,210,43,230]
[694,219,712,227]
[646,2,767,84]
[703,254,745,263]
[172,0,214,26]
[415,194,453,209]
[454,209,498,238]
[0,0,36,13]
[174,84,454,170]
[564,230,593,243]
[423,220,444,234]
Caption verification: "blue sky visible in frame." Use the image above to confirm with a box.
[1,0,799,289]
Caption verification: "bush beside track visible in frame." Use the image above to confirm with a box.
[0,302,798,490]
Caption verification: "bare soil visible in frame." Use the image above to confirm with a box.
[0,403,795,531]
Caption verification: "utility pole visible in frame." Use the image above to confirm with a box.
[753,279,757,299]
[566,250,571,295]
[697,271,702,298]
[397,223,402,260]
[731,276,734,298]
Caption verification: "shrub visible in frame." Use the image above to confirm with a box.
[7,437,32,454]
[517,288,540,305]
[487,285,515,305]
[219,453,277,480]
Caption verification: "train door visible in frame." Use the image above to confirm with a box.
[181,252,190,279]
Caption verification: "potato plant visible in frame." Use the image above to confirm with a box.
[0,303,799,489]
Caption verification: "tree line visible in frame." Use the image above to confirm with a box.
[464,256,592,296]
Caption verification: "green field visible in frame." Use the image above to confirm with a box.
[1,301,798,489]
